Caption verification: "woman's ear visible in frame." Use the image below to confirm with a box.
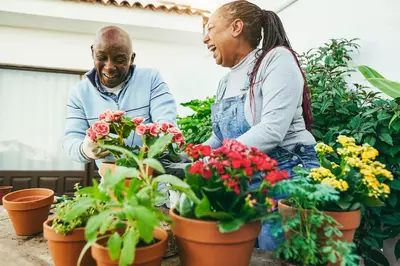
[231,19,244,38]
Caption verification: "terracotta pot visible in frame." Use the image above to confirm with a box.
[3,188,54,235]
[169,208,261,266]
[100,162,154,187]
[0,186,13,205]
[43,219,96,266]
[91,227,168,266]
[278,200,361,266]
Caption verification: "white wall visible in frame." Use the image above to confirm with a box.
[0,26,227,116]
[279,0,400,85]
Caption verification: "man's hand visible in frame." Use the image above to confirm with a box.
[81,136,110,160]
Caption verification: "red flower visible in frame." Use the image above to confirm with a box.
[232,160,242,169]
[244,167,253,176]
[203,168,213,179]
[92,121,110,138]
[136,124,147,135]
[86,127,97,142]
[132,117,145,124]
[263,171,289,184]
[200,146,211,157]
[221,174,230,180]
[189,161,204,175]
[149,123,159,136]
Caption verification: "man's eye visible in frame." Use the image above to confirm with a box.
[97,56,106,61]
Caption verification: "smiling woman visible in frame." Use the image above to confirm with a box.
[201,0,319,251]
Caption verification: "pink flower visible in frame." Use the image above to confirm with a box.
[86,127,97,141]
[167,127,180,135]
[159,122,170,132]
[132,117,145,124]
[173,132,184,143]
[136,124,147,135]
[92,121,109,139]
[113,110,125,121]
[149,124,159,136]
[98,109,112,121]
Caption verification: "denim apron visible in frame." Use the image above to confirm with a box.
[211,87,319,251]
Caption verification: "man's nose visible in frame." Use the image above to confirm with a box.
[104,59,116,71]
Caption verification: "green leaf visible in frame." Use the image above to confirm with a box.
[194,195,233,220]
[389,179,400,191]
[120,228,136,266]
[154,174,189,189]
[148,134,173,158]
[365,78,400,98]
[364,135,377,146]
[132,206,158,243]
[349,115,362,129]
[107,232,122,261]
[369,249,390,266]
[85,210,113,241]
[388,193,398,207]
[142,158,165,174]
[389,112,400,129]
[360,196,385,208]
[357,65,385,79]
[379,133,393,146]
[217,218,246,233]
[395,239,400,260]
[63,198,93,222]
[377,112,392,121]
[381,215,400,226]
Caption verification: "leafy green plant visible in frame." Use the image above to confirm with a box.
[299,39,400,266]
[275,178,359,265]
[357,65,400,128]
[51,184,104,235]
[63,136,190,266]
[177,96,215,146]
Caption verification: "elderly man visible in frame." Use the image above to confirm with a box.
[63,26,177,164]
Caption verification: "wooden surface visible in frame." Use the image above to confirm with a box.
[0,206,281,266]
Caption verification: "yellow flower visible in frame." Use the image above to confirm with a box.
[331,162,340,168]
[382,183,390,194]
[360,144,379,162]
[337,135,356,147]
[309,167,336,182]
[380,169,394,180]
[315,142,334,155]
[321,177,349,192]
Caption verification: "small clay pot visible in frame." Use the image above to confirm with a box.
[3,188,54,235]
[91,227,168,266]
[43,219,96,266]
[0,186,13,205]
[169,208,261,266]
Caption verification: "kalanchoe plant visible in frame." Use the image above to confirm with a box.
[294,135,393,211]
[51,184,104,235]
[275,178,359,265]
[176,139,290,232]
[86,109,185,165]
[63,136,190,266]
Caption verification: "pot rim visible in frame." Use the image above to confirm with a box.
[169,208,260,226]
[0,186,13,190]
[92,227,168,252]
[43,219,86,242]
[3,188,54,211]
[278,199,361,214]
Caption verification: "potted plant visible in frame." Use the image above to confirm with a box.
[87,109,185,182]
[276,178,359,266]
[65,136,189,266]
[43,184,104,266]
[296,136,393,239]
[3,188,54,235]
[168,139,290,266]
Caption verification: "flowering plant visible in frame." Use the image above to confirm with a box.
[86,109,185,166]
[175,139,290,232]
[295,135,394,211]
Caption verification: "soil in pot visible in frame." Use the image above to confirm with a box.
[169,208,261,266]
[43,219,96,266]
[91,227,168,266]
[0,186,13,205]
[3,188,54,235]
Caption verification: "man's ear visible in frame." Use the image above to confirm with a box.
[131,52,136,65]
[91,45,95,59]
[231,19,244,38]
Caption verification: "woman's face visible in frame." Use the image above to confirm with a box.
[203,10,238,68]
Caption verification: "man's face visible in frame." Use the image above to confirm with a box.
[92,37,134,88]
